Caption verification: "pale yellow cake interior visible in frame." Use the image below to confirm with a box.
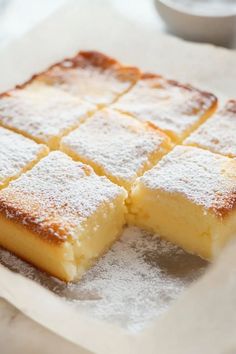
[129,185,236,260]
[0,215,76,281]
[72,192,126,279]
[128,145,236,261]
[0,150,127,282]
[0,192,126,281]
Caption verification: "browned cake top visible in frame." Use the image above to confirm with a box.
[0,152,126,243]
[31,51,141,106]
[138,145,236,218]
[113,73,217,141]
[185,100,236,157]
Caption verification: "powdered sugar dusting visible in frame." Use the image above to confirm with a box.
[0,226,207,331]
[139,145,236,215]
[185,100,236,158]
[0,151,125,241]
[61,109,170,185]
[112,75,216,139]
[38,66,132,105]
[0,126,47,188]
[0,84,95,147]
[35,51,140,106]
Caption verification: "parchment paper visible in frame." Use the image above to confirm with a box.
[0,1,236,353]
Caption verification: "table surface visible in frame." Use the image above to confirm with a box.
[0,1,235,353]
[0,0,235,48]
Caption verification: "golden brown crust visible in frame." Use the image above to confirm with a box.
[213,193,236,218]
[51,51,140,82]
[26,51,140,88]
[0,200,66,244]
[0,51,140,99]
[139,145,236,219]
[0,152,125,244]
[141,72,218,107]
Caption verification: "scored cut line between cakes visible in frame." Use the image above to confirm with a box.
[60,108,173,190]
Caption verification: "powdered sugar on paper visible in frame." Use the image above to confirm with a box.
[0,226,207,332]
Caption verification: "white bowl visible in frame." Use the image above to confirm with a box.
[155,0,236,46]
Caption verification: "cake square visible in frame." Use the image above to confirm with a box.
[32,51,140,106]
[60,109,172,190]
[184,100,236,158]
[129,145,236,260]
[112,73,217,142]
[0,151,127,281]
[0,126,48,189]
[0,84,95,149]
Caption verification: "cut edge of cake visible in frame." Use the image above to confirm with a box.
[128,145,236,260]
[0,84,97,150]
[0,189,127,282]
[0,151,127,282]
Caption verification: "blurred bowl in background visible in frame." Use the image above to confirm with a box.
[155,0,236,46]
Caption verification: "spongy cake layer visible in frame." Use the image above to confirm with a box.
[137,145,236,217]
[0,151,126,242]
[129,146,236,260]
[0,151,127,280]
